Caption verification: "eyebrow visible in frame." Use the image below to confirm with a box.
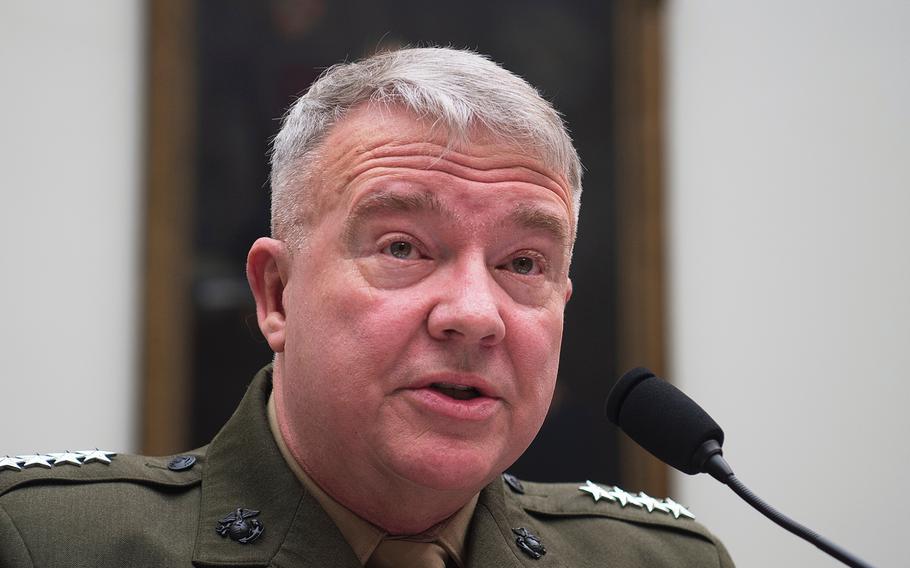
[506,203,572,249]
[341,189,572,249]
[342,190,454,244]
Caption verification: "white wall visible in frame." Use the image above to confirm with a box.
[0,2,143,455]
[666,2,910,567]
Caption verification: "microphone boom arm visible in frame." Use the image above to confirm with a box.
[704,453,875,568]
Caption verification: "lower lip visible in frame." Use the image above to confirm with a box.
[403,387,500,422]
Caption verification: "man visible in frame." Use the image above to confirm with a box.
[0,47,733,567]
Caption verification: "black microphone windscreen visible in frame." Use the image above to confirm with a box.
[606,367,725,475]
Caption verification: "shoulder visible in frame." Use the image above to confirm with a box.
[0,449,204,499]
[0,449,205,567]
[499,475,734,568]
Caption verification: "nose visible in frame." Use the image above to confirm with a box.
[427,257,506,346]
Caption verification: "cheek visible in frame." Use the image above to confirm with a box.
[507,306,565,408]
[511,303,564,361]
[289,264,428,377]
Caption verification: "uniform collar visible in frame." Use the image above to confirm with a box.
[191,366,539,567]
[466,475,540,567]
[265,391,383,564]
[266,390,479,566]
[192,366,361,567]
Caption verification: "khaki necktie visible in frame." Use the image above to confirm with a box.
[366,539,452,568]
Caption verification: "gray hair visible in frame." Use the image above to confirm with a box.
[270,46,583,244]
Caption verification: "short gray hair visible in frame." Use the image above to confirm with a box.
[270,46,583,243]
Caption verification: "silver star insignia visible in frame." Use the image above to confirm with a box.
[635,491,671,513]
[0,455,24,471]
[16,454,53,469]
[632,491,656,512]
[77,449,116,464]
[579,480,615,502]
[47,451,84,466]
[662,497,695,520]
[625,492,646,509]
[606,486,630,507]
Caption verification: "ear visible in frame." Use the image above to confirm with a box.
[564,277,573,304]
[247,237,289,352]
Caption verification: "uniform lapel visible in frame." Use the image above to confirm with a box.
[466,478,567,568]
[192,367,361,568]
[465,480,530,567]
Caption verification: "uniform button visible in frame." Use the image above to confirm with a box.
[167,455,196,471]
[503,472,525,494]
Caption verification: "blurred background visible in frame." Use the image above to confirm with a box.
[1,1,908,567]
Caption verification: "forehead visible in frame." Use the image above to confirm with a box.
[308,104,575,228]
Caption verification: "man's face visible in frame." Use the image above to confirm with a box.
[272,104,574,500]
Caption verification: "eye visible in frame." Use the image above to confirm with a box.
[501,252,545,276]
[383,240,419,260]
[511,256,536,275]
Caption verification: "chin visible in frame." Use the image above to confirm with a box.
[390,443,505,493]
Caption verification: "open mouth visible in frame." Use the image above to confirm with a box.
[430,382,482,401]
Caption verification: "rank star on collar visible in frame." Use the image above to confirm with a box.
[662,497,695,520]
[77,449,116,464]
[47,451,85,466]
[578,480,696,520]
[579,480,615,502]
[16,454,54,468]
[605,485,629,506]
[0,455,24,471]
[629,491,670,514]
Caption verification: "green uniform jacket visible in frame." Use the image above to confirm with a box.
[0,368,734,567]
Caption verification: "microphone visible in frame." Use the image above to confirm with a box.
[606,367,875,568]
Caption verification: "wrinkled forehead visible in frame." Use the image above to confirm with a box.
[306,103,575,224]
[324,102,554,165]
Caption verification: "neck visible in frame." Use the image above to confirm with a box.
[271,363,483,535]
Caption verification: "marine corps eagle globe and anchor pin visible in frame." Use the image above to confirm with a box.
[216,508,264,544]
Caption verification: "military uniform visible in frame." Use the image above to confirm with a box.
[0,367,734,567]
